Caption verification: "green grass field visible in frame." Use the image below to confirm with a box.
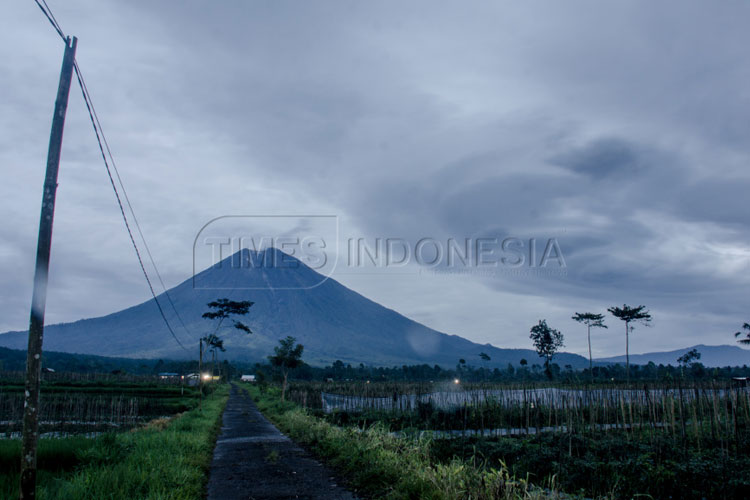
[0,384,228,499]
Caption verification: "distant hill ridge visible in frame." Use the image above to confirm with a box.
[595,344,750,368]
[0,248,589,368]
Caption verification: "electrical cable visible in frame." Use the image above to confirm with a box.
[73,62,194,340]
[73,61,190,353]
[31,0,194,352]
[32,0,65,41]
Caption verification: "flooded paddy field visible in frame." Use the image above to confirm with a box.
[0,372,198,438]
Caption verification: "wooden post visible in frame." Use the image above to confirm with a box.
[199,339,203,410]
[20,36,77,500]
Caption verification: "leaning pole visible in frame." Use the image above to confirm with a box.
[20,35,77,500]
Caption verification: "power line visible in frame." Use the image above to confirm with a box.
[40,0,64,38]
[32,0,193,352]
[72,62,191,353]
[32,0,65,41]
[73,62,195,340]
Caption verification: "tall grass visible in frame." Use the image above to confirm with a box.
[294,380,750,451]
[257,380,750,499]
[0,381,198,436]
[250,383,563,499]
[0,384,228,499]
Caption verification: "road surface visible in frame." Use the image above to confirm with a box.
[207,383,357,500]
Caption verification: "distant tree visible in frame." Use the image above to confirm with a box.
[200,299,253,406]
[202,298,254,333]
[268,336,304,400]
[201,333,226,379]
[572,312,607,381]
[734,323,750,345]
[529,320,564,379]
[677,348,701,366]
[201,299,253,368]
[478,352,491,380]
[608,304,651,383]
[677,348,701,377]
[518,359,528,379]
[457,358,466,372]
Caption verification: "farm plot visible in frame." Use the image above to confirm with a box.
[282,380,750,498]
[0,373,198,438]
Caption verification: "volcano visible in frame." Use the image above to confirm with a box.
[0,248,588,368]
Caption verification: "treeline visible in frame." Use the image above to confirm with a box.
[266,359,750,384]
[0,347,207,376]
[5,346,750,384]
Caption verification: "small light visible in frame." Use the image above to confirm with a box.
[202,373,212,380]
[454,378,460,384]
[366,380,370,384]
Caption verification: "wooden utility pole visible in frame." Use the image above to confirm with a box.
[199,339,203,410]
[20,36,77,500]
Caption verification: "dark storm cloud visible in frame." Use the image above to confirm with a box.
[550,138,644,179]
[1,0,749,356]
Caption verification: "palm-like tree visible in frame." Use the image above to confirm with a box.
[734,323,750,345]
[607,304,651,382]
[572,312,607,381]
[199,299,253,408]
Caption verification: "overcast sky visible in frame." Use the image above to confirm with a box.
[2,1,749,358]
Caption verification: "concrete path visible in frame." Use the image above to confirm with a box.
[206,384,357,500]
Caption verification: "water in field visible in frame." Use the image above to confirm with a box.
[0,375,197,437]
[321,386,746,413]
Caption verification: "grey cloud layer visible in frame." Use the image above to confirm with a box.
[1,0,748,357]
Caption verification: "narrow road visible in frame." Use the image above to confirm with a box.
[207,383,357,500]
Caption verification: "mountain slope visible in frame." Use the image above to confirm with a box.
[0,248,588,368]
[595,344,750,368]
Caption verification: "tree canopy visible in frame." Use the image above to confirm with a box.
[202,298,254,334]
[529,319,564,377]
[607,304,651,326]
[734,323,750,345]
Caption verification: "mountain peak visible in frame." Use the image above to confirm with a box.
[194,247,328,291]
[0,249,588,368]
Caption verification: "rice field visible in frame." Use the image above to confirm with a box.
[280,379,750,498]
[0,372,198,438]
[287,379,750,448]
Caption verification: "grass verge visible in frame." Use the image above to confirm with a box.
[246,384,561,500]
[0,383,228,499]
